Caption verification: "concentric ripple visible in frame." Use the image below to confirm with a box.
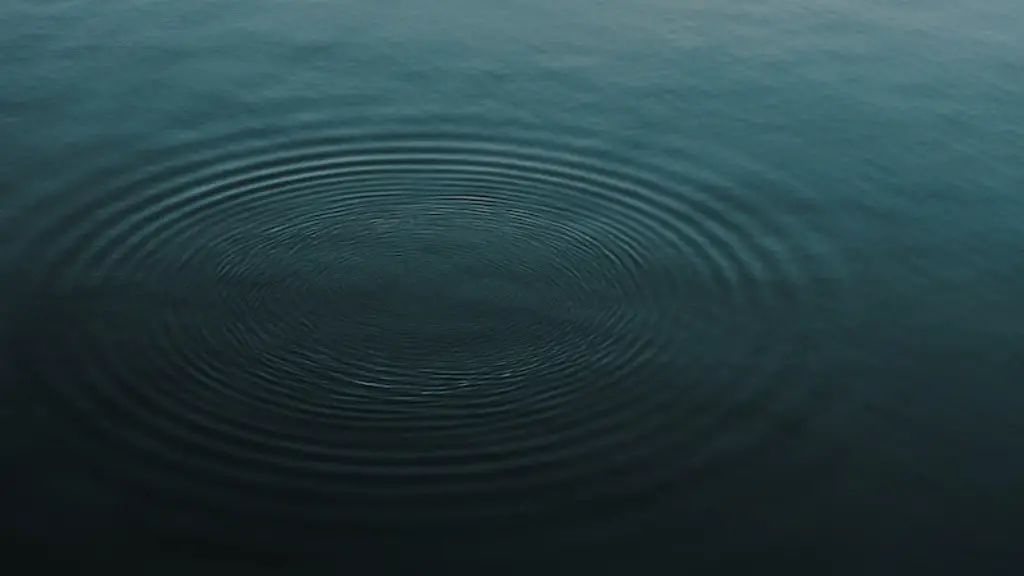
[6,117,849,535]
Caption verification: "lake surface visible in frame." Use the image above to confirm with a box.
[1,1,1022,572]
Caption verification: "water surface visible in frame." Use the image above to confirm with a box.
[1,1,1023,572]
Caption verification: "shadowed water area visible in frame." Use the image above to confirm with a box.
[1,1,1023,573]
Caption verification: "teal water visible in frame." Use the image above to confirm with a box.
[1,1,1022,572]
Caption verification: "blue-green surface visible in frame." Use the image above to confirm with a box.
[1,1,1022,572]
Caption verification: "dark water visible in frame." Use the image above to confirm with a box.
[2,1,1023,572]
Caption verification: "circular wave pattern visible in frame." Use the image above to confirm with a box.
[7,121,848,535]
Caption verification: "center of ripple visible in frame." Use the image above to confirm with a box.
[197,192,656,399]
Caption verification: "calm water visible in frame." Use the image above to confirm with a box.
[2,1,1023,572]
